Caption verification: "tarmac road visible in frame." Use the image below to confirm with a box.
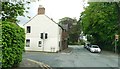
[23,45,119,68]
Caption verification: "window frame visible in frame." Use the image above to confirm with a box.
[27,26,31,33]
[38,41,42,47]
[45,33,48,39]
[40,33,43,39]
[26,39,30,47]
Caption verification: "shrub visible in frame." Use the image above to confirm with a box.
[79,40,85,45]
[2,21,25,68]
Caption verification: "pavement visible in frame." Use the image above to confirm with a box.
[13,58,52,69]
[60,47,72,53]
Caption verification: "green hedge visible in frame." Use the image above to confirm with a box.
[2,21,25,68]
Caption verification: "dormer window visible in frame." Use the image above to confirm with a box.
[27,26,31,33]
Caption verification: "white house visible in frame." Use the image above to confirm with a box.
[24,5,64,52]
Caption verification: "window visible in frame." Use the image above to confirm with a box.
[45,33,48,39]
[38,41,41,47]
[26,39,30,47]
[40,33,43,39]
[40,33,48,39]
[27,26,31,33]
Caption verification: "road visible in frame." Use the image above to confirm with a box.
[23,45,119,68]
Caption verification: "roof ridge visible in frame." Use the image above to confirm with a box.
[23,14,38,26]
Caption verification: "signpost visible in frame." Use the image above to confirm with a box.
[115,34,119,53]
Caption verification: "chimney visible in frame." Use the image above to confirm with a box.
[38,5,45,15]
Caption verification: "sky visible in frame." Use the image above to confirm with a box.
[18,0,88,26]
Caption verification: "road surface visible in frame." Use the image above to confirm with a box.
[23,45,119,68]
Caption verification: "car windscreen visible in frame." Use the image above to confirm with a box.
[92,45,99,48]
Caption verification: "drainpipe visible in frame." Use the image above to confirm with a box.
[43,32,45,51]
[53,47,55,52]
[51,47,52,52]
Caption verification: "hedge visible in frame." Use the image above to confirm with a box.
[2,21,25,68]
[0,21,1,66]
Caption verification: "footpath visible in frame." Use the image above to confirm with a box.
[14,58,52,69]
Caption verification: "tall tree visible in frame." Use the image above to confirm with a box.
[1,1,30,23]
[59,17,76,30]
[59,17,81,45]
[115,2,120,53]
[79,2,119,51]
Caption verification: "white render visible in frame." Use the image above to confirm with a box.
[24,14,62,52]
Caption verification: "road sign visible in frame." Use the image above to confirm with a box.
[115,35,119,41]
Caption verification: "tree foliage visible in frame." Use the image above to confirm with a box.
[59,17,76,29]
[1,1,28,68]
[1,1,30,23]
[59,17,81,45]
[2,21,25,68]
[79,2,120,52]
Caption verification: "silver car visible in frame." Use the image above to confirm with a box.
[89,45,101,53]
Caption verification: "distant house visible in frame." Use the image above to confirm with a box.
[79,31,87,41]
[24,5,68,52]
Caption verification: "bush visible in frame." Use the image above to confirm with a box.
[79,39,85,45]
[2,21,25,68]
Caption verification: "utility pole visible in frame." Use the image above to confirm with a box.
[115,39,117,53]
[115,34,119,53]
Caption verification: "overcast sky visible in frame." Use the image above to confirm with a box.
[18,0,88,26]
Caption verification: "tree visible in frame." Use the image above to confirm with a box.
[59,17,76,30]
[2,21,25,68]
[115,2,120,53]
[79,2,119,52]
[59,17,81,45]
[1,1,30,23]
[1,1,29,68]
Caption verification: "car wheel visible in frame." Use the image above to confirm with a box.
[90,50,92,52]
[90,49,93,53]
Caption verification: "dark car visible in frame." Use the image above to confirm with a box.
[84,43,91,49]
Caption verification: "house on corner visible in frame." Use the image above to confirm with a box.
[24,5,68,52]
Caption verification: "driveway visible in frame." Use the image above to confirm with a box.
[23,45,119,67]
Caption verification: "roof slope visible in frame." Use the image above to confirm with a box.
[23,14,63,30]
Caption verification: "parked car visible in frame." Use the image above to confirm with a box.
[89,45,101,53]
